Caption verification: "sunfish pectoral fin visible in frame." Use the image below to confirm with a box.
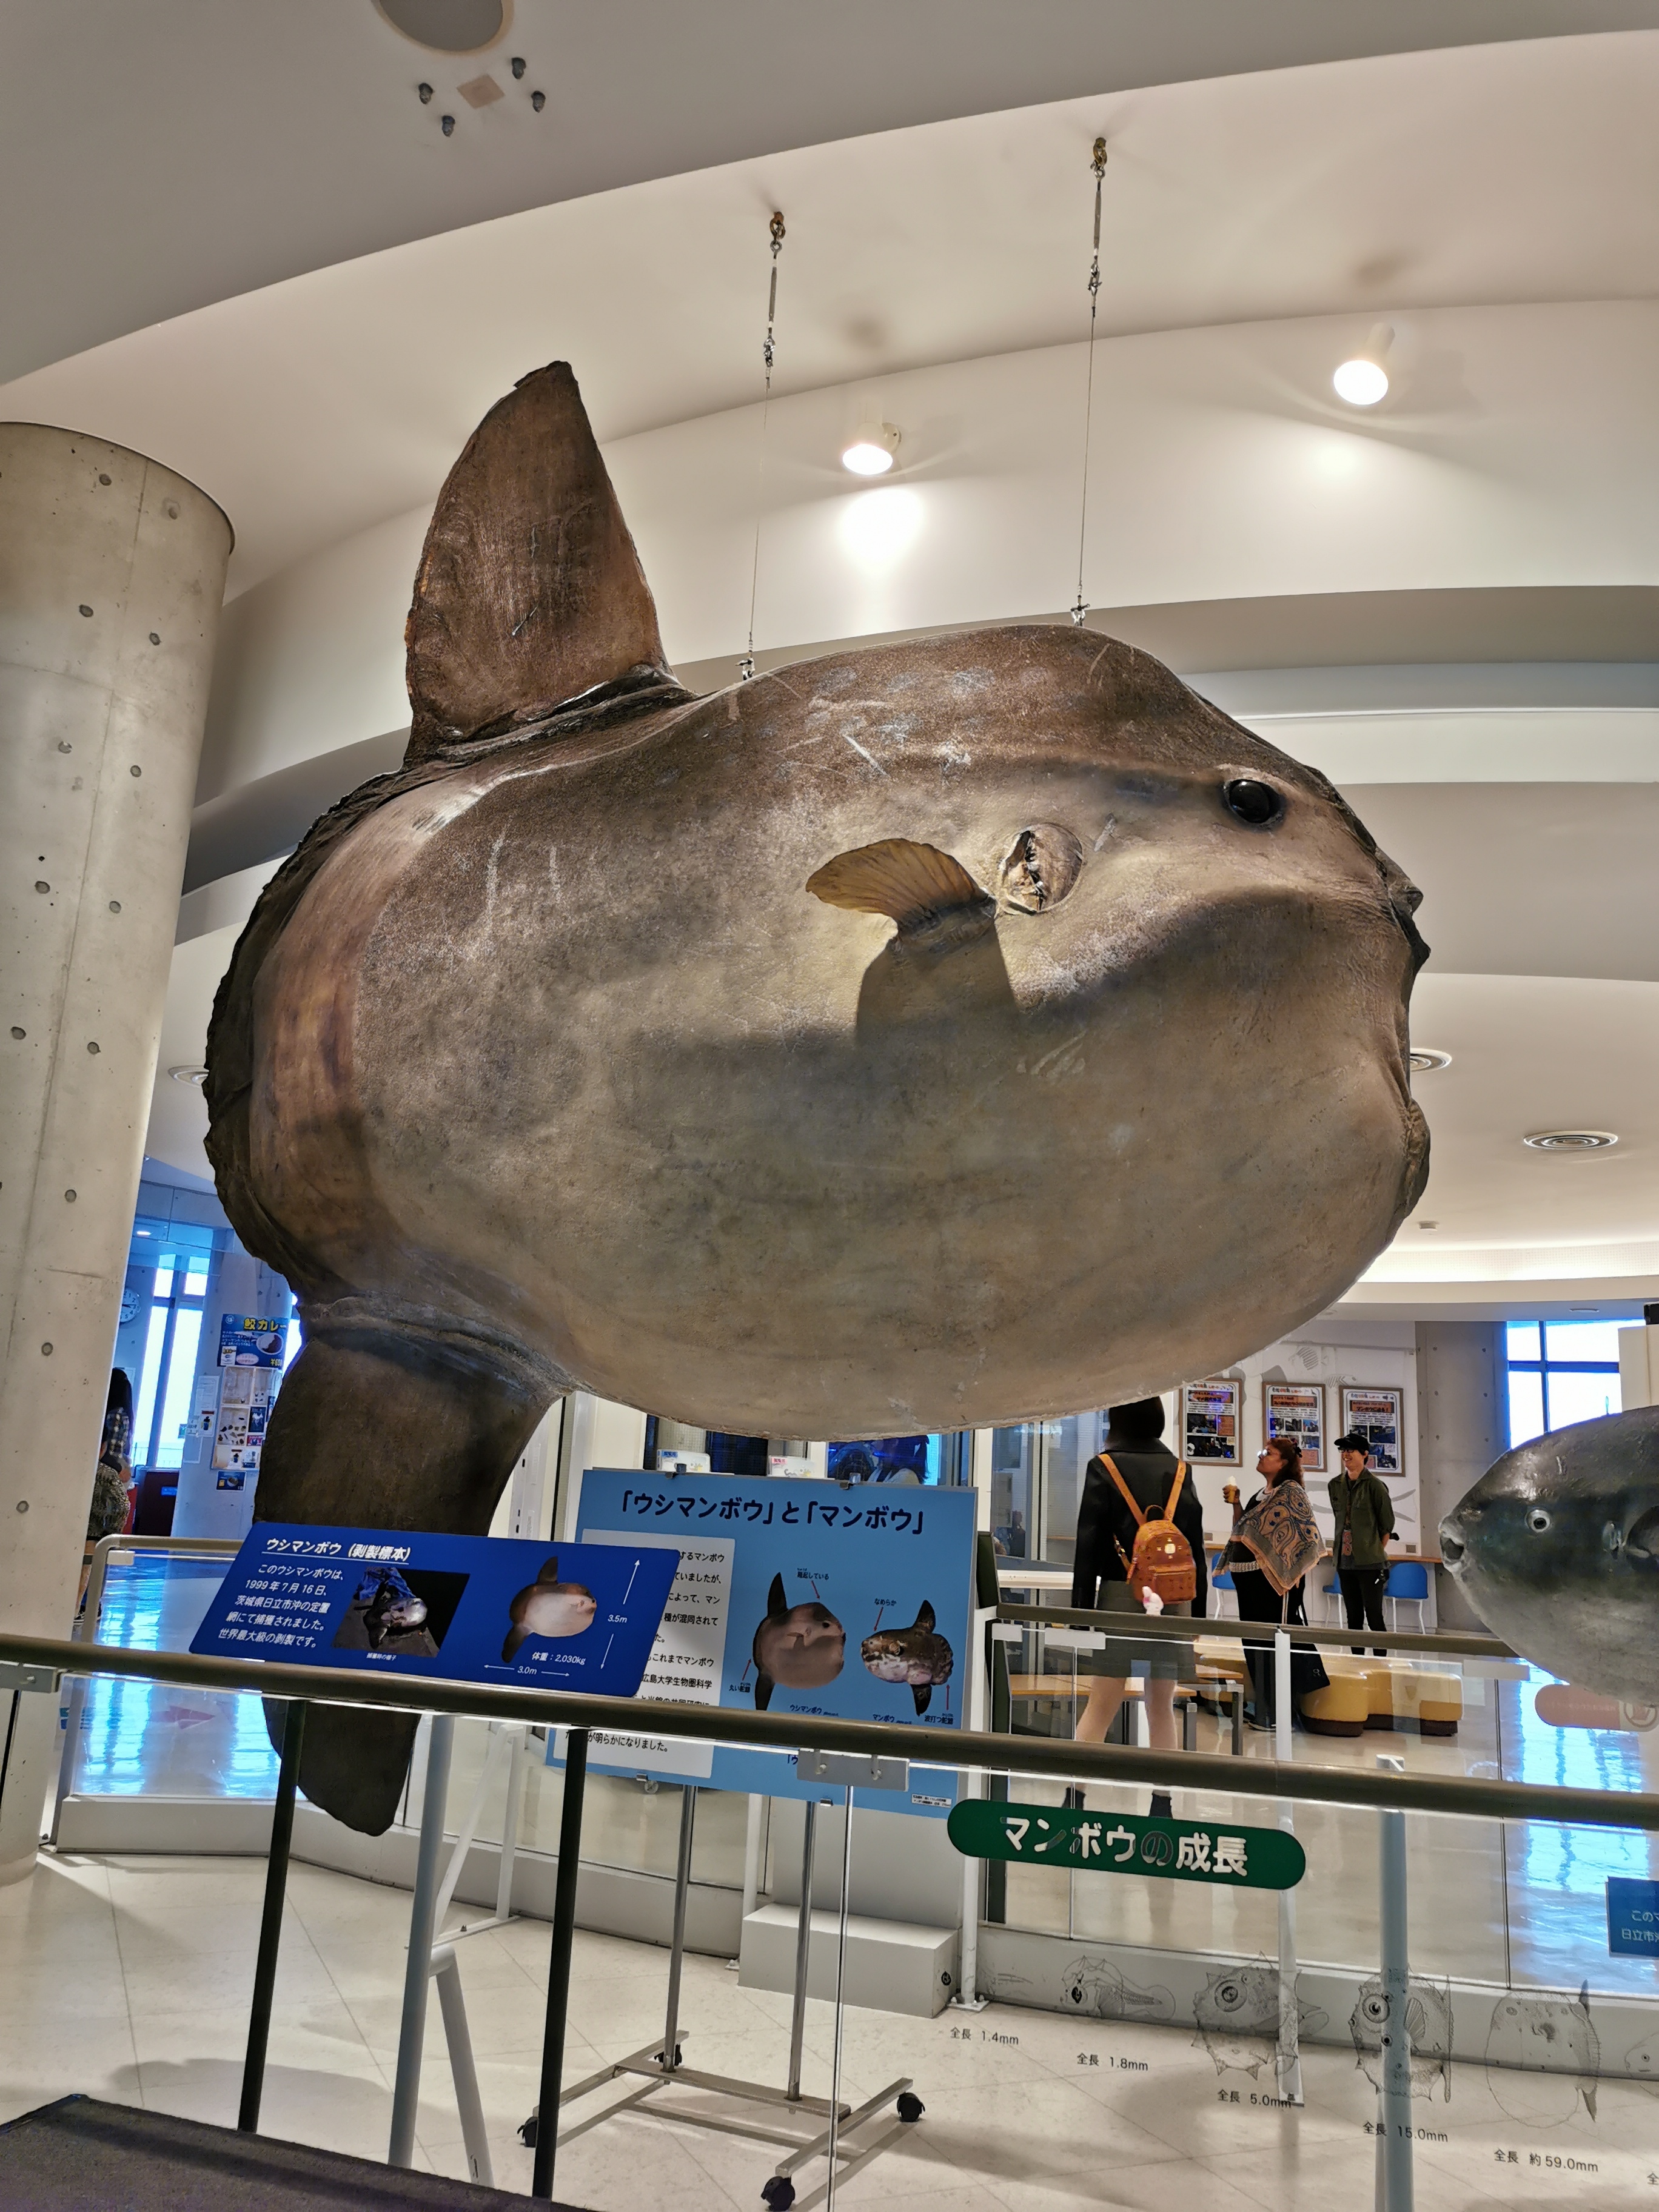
[808,840,993,938]
[911,1682,933,1717]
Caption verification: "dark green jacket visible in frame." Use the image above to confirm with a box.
[1327,1469,1395,1570]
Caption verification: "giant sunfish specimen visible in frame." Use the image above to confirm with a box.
[1441,1406,1659,1701]
[206,361,1429,1831]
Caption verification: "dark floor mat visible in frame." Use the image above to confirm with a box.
[0,2096,583,2210]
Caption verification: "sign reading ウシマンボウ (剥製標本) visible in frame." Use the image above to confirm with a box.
[948,1802,1305,1889]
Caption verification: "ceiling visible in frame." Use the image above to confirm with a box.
[7,2,1659,387]
[8,12,1657,1316]
[5,32,1659,596]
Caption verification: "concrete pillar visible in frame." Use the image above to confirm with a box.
[1414,1321,1508,1632]
[0,423,232,1882]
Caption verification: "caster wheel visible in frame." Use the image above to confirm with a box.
[762,2176,796,2208]
[517,2110,538,2148]
[896,2092,925,2123]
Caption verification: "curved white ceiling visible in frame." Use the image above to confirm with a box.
[18,18,1646,1313]
[7,3,1658,385]
[5,32,1659,595]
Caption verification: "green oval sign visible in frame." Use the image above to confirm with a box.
[948,1800,1304,1890]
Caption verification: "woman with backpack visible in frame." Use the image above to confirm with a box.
[1224,1436,1323,1729]
[1068,1398,1207,1815]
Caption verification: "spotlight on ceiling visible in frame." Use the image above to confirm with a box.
[1333,323,1393,407]
[1408,1048,1452,1073]
[841,422,901,477]
[169,1065,208,1087]
[1523,1130,1618,1151]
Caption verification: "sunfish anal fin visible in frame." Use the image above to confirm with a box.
[404,361,674,763]
[808,840,993,942]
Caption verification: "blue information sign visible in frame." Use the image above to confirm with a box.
[554,1469,979,1818]
[190,1522,677,1697]
[1607,1875,1659,1956]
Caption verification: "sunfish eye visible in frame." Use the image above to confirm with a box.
[998,823,1084,913]
[1222,778,1284,827]
[1527,1507,1551,1533]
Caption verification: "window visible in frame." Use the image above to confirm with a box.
[1506,1319,1630,1447]
[133,1254,212,1469]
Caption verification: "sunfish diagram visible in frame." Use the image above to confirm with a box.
[561,1469,979,1815]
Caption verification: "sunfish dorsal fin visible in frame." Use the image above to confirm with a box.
[807,840,990,931]
[404,361,671,763]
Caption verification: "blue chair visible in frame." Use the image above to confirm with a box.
[1319,1573,1343,1626]
[1387,1560,1430,1633]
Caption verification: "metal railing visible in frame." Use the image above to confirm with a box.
[3,1624,1653,1832]
[995,1598,1518,1661]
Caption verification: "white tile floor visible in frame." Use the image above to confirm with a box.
[2,1851,1656,2207]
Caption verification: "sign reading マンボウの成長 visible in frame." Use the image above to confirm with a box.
[189,1524,678,1698]
[552,1469,979,1817]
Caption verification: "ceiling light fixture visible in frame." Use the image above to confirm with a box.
[841,421,900,477]
[1408,1048,1452,1073]
[1417,1220,1439,1231]
[1523,1130,1618,1151]
[1333,323,1393,407]
[169,1065,208,1087]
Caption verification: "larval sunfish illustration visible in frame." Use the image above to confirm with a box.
[1484,1986,1599,2124]
[1441,1406,1659,1702]
[1193,1963,1329,2079]
[206,363,1429,1832]
[861,1601,954,1715]
[1349,1974,1453,2102]
[752,1574,845,1711]
[501,1556,596,1664]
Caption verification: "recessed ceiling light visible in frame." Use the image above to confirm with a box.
[169,1065,208,1087]
[1408,1048,1452,1073]
[841,421,901,476]
[1417,1221,1439,1231]
[1333,323,1393,407]
[374,0,508,52]
[1523,1130,1618,1151]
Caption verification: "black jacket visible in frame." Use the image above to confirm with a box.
[1071,1439,1208,1616]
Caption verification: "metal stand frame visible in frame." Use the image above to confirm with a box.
[387,1717,536,2188]
[547,1785,918,2212]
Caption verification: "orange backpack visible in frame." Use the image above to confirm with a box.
[1104,1455,1198,1605]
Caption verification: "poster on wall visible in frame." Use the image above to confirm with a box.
[1181,1379,1241,1467]
[220,1315,285,1369]
[1264,1381,1326,1472]
[557,1467,979,1819]
[190,1522,677,1693]
[1339,1386,1404,1476]
[213,1362,273,1480]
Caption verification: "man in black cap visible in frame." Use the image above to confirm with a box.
[1068,1398,1207,1817]
[1329,1431,1396,1655]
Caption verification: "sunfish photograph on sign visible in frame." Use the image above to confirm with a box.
[555,1468,979,1815]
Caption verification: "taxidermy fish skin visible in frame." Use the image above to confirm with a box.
[1441,1406,1659,1701]
[206,361,1428,1831]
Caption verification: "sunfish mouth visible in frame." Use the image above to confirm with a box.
[1438,1524,1465,1569]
